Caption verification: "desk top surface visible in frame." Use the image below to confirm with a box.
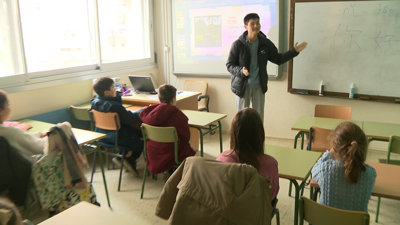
[76,102,132,109]
[366,161,400,200]
[19,119,106,146]
[265,145,322,181]
[38,202,150,225]
[182,110,227,127]
[362,121,400,140]
[291,116,363,131]
[122,91,200,104]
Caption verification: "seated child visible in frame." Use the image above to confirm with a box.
[139,84,195,175]
[216,108,279,201]
[312,121,376,212]
[91,77,143,176]
[0,90,46,164]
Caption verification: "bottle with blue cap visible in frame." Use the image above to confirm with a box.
[349,83,355,99]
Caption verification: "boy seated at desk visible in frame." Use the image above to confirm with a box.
[139,84,196,178]
[91,77,143,176]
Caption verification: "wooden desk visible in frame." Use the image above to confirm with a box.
[38,202,150,225]
[291,116,363,149]
[265,145,322,225]
[76,102,133,109]
[362,121,400,141]
[292,116,400,149]
[122,91,200,110]
[182,110,227,156]
[19,119,106,146]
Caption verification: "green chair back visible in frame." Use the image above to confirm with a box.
[387,135,400,164]
[141,123,179,164]
[140,123,180,199]
[299,197,369,225]
[68,105,93,130]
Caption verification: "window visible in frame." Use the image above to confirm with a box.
[0,0,154,89]
[98,0,151,64]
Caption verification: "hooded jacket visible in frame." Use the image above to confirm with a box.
[139,103,195,174]
[91,96,143,158]
[227,31,299,97]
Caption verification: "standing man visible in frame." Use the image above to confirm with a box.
[227,13,307,121]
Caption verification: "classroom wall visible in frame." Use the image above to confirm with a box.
[154,1,400,151]
[7,1,399,152]
[8,69,158,120]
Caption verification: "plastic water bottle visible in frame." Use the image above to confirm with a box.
[349,83,355,99]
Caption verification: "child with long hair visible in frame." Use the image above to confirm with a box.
[0,90,46,163]
[312,121,376,212]
[216,108,279,200]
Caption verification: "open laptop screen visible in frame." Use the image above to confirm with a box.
[128,75,157,94]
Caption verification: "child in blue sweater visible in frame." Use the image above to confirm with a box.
[312,121,376,212]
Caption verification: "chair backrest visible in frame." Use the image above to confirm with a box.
[308,126,333,152]
[141,123,180,164]
[314,105,352,120]
[91,109,121,131]
[387,135,400,164]
[299,197,369,225]
[183,80,209,110]
[68,105,93,130]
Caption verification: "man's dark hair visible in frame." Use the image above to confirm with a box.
[93,77,114,97]
[158,84,177,104]
[244,13,260,25]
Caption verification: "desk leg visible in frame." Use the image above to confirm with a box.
[218,121,223,153]
[192,127,204,157]
[189,127,200,151]
[289,179,306,225]
[97,147,111,208]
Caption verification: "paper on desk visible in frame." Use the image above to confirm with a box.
[146,95,159,100]
[178,91,197,96]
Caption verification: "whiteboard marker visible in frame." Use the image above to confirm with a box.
[319,81,324,96]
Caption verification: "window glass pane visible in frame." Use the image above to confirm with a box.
[0,0,24,77]
[98,0,150,64]
[19,0,96,73]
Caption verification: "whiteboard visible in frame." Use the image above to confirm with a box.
[291,1,400,98]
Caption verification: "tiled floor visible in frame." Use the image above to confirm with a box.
[40,133,400,224]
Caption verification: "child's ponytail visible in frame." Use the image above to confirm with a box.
[342,142,367,184]
[332,122,368,184]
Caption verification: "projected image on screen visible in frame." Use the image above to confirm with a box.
[172,0,279,76]
[194,16,222,47]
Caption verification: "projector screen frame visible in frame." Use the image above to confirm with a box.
[170,0,284,81]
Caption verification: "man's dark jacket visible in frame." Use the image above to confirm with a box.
[227,31,299,97]
[91,96,143,159]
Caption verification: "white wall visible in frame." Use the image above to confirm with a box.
[154,1,400,151]
[8,69,158,120]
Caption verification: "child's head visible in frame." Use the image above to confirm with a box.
[331,121,368,184]
[158,84,177,105]
[0,90,11,123]
[230,108,265,170]
[93,77,115,97]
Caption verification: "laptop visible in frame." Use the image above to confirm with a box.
[128,75,158,94]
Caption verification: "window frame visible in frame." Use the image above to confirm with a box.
[0,0,156,94]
